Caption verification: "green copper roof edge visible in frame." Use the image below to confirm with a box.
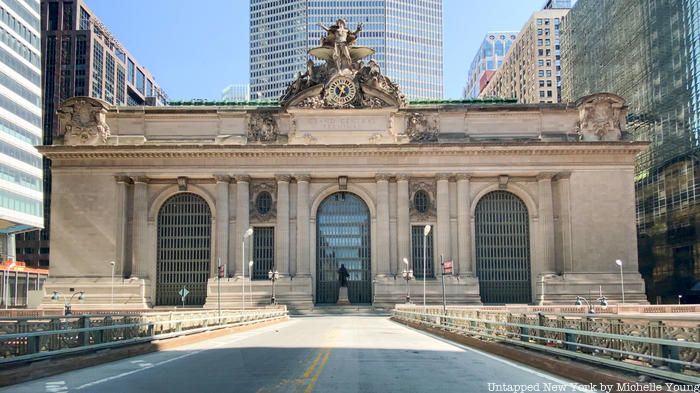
[166,98,518,107]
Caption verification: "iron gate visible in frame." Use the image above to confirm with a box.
[475,191,531,304]
[316,192,371,304]
[156,193,211,306]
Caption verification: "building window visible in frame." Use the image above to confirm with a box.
[414,190,430,213]
[539,80,545,87]
[411,225,434,279]
[136,69,145,94]
[255,191,272,215]
[127,60,135,84]
[540,90,545,97]
[79,7,89,30]
[252,227,274,280]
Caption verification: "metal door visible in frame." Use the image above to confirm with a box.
[156,193,211,306]
[316,192,371,304]
[475,191,531,304]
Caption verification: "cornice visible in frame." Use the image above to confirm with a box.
[38,142,649,160]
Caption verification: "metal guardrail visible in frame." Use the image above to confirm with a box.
[392,308,700,385]
[0,308,287,366]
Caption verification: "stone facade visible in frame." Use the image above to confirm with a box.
[39,95,648,310]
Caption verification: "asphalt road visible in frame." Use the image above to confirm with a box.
[2,316,593,393]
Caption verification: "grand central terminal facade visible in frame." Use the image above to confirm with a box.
[40,22,648,309]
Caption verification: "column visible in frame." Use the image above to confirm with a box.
[234,175,251,278]
[436,173,451,263]
[214,175,230,277]
[130,176,148,278]
[276,175,291,276]
[538,173,556,273]
[376,174,391,275]
[114,176,130,277]
[295,175,310,277]
[396,174,410,274]
[557,172,573,273]
[456,173,471,276]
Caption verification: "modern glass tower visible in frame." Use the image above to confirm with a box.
[463,32,518,99]
[250,0,443,101]
[0,0,43,263]
[561,0,700,303]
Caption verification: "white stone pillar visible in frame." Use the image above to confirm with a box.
[456,173,471,277]
[376,174,391,275]
[538,173,556,273]
[234,175,251,278]
[214,175,230,277]
[130,176,148,278]
[436,173,451,264]
[114,175,130,277]
[276,175,291,276]
[295,175,310,277]
[557,172,573,273]
[396,174,410,274]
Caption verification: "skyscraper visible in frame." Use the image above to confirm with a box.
[15,0,167,267]
[222,84,250,101]
[561,0,700,303]
[0,0,43,263]
[463,32,518,99]
[249,0,443,101]
[479,7,569,103]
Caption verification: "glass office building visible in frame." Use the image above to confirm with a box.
[0,0,43,265]
[250,0,443,101]
[463,32,517,99]
[561,0,700,303]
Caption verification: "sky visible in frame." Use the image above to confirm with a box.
[85,0,544,101]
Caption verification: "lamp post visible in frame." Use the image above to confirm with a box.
[402,257,413,303]
[423,225,431,312]
[615,259,625,304]
[242,228,253,309]
[678,295,683,305]
[51,291,86,316]
[249,260,254,307]
[268,269,279,304]
[539,273,557,306]
[575,295,607,315]
[109,261,115,307]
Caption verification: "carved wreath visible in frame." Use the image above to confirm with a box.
[249,182,277,222]
[409,180,437,220]
[248,112,279,143]
[406,112,438,142]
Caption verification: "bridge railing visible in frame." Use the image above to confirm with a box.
[0,307,287,365]
[392,306,700,385]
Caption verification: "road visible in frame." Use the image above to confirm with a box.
[3,315,591,393]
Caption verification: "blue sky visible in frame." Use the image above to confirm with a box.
[85,0,543,100]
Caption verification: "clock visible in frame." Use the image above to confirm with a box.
[326,77,357,105]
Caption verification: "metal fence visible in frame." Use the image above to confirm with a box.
[0,308,287,365]
[392,306,700,385]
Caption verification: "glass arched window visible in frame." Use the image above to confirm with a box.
[256,191,272,215]
[414,190,430,213]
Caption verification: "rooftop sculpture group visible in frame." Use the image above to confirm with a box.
[281,19,405,109]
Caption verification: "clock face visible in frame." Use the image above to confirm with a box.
[327,77,357,105]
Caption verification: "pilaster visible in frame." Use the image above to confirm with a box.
[295,174,311,277]
[456,173,471,276]
[376,174,391,276]
[276,174,291,276]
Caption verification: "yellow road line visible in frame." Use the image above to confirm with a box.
[303,350,330,393]
[302,351,323,379]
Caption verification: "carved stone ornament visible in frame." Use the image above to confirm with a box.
[250,182,277,222]
[279,19,405,109]
[57,97,110,145]
[409,180,437,220]
[406,112,439,142]
[248,112,279,143]
[575,93,627,141]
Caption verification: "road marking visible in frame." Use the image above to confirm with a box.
[44,381,67,392]
[302,351,323,379]
[304,350,330,393]
[73,321,293,390]
[395,321,595,392]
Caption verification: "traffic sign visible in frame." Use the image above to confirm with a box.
[179,287,189,298]
[443,260,453,274]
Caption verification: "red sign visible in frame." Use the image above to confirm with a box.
[443,260,453,274]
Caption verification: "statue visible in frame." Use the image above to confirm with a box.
[338,264,350,287]
[319,19,363,74]
[575,93,627,141]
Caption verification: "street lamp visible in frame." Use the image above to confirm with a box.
[109,261,115,307]
[242,227,253,309]
[249,260,254,307]
[539,273,557,306]
[615,259,625,304]
[268,269,279,304]
[678,294,683,305]
[51,291,86,316]
[575,295,607,315]
[401,257,413,304]
[423,224,431,312]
